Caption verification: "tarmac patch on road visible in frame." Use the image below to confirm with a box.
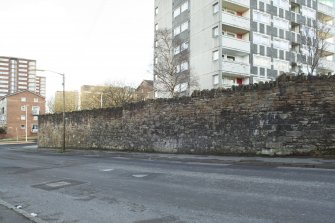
[32,179,85,191]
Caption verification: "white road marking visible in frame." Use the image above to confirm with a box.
[101,168,114,172]
[132,174,148,178]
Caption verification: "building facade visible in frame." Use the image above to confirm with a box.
[0,91,45,139]
[54,91,79,113]
[154,0,335,96]
[134,80,154,101]
[0,56,46,97]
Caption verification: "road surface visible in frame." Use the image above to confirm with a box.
[0,143,334,223]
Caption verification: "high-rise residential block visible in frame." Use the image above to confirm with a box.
[0,56,46,97]
[154,0,335,97]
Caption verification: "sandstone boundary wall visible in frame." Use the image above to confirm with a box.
[38,75,335,156]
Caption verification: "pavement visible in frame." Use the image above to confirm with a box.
[0,143,335,223]
[0,201,34,223]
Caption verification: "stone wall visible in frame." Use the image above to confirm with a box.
[38,75,335,156]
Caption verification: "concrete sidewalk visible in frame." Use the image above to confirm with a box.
[0,203,34,223]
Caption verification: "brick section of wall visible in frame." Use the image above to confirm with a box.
[38,75,335,156]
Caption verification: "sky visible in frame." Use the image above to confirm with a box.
[0,0,155,99]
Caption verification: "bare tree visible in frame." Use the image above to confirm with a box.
[46,97,55,114]
[102,83,135,107]
[154,29,198,98]
[80,83,135,110]
[301,17,332,75]
[53,91,79,113]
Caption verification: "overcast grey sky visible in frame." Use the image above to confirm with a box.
[0,0,154,98]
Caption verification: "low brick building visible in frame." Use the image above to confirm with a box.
[134,80,154,101]
[0,91,45,139]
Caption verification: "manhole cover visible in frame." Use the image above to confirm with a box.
[32,179,85,191]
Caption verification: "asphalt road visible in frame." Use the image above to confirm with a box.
[0,143,334,223]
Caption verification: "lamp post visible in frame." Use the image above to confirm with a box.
[36,69,66,152]
[25,105,28,142]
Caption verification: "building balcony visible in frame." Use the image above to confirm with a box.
[222,36,250,56]
[318,22,335,37]
[291,12,301,24]
[223,0,250,11]
[291,32,301,44]
[222,11,250,34]
[323,42,335,56]
[318,59,335,72]
[318,2,335,21]
[222,60,250,77]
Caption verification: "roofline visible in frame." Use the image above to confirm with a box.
[0,56,36,62]
[0,90,46,101]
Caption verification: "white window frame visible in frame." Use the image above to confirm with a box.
[213,2,219,14]
[180,21,189,33]
[181,1,189,12]
[21,115,26,121]
[213,26,219,37]
[173,7,181,18]
[213,50,219,61]
[213,74,219,85]
[21,97,26,102]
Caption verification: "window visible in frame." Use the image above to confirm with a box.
[174,26,181,36]
[155,40,158,48]
[181,42,189,51]
[213,50,219,61]
[224,8,236,15]
[173,7,181,18]
[213,74,219,85]
[33,116,38,121]
[174,82,188,92]
[155,7,158,15]
[154,57,158,64]
[21,97,26,102]
[212,26,219,37]
[155,24,158,31]
[180,21,189,32]
[227,56,235,61]
[20,125,25,129]
[32,106,40,115]
[21,115,26,120]
[181,2,189,12]
[213,2,219,14]
[180,61,189,71]
[21,106,26,111]
[174,46,181,55]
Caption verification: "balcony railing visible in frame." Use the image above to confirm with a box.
[222,11,250,32]
[324,42,335,54]
[222,36,250,55]
[222,60,250,76]
[223,0,250,9]
[318,2,335,18]
[319,59,335,71]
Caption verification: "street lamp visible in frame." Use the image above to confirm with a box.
[36,69,66,152]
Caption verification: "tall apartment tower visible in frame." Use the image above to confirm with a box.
[154,0,335,96]
[0,56,46,97]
